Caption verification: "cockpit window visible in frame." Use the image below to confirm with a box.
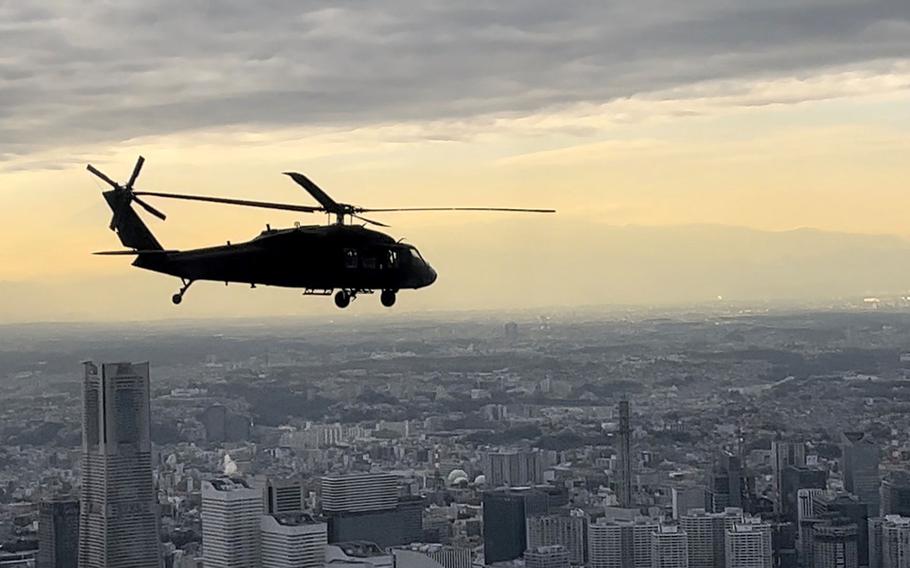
[409,248,423,261]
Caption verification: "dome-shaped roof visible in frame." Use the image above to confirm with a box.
[446,469,469,485]
[474,474,487,485]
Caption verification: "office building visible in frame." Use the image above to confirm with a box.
[325,542,393,568]
[326,495,424,549]
[617,400,633,508]
[202,477,264,568]
[395,544,472,568]
[266,478,305,515]
[781,466,826,523]
[842,432,881,515]
[813,492,871,566]
[869,515,910,568]
[526,511,587,565]
[320,473,398,513]
[525,545,570,568]
[651,525,689,568]
[37,498,79,568]
[881,472,910,518]
[587,517,658,568]
[812,519,858,568]
[482,450,543,487]
[725,519,772,568]
[673,486,709,520]
[260,513,327,568]
[772,441,807,514]
[680,508,743,568]
[797,488,825,566]
[483,488,548,563]
[78,361,161,568]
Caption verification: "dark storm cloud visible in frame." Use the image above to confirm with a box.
[0,0,908,157]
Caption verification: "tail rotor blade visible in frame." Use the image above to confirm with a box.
[126,156,145,189]
[86,164,120,189]
[132,196,167,221]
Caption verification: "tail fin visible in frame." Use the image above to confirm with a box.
[88,157,165,251]
[103,189,164,251]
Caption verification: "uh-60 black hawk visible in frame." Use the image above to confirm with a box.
[88,156,554,308]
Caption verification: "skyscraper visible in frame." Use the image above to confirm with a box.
[524,545,570,568]
[38,498,79,568]
[526,511,587,566]
[868,514,910,568]
[483,488,548,563]
[265,477,305,515]
[202,477,264,568]
[725,519,772,568]
[617,400,633,508]
[651,525,689,568]
[812,519,858,568]
[781,466,826,523]
[587,517,658,568]
[320,473,398,513]
[679,508,742,568]
[842,432,881,515]
[672,486,709,520]
[78,361,161,568]
[772,440,807,514]
[260,513,327,568]
[881,472,910,518]
[482,450,543,487]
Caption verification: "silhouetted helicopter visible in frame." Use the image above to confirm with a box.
[88,157,554,308]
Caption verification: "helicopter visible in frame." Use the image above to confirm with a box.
[88,156,555,308]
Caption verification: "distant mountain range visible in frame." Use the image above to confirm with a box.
[3,223,910,321]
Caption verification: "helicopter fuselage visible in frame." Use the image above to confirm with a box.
[133,224,437,292]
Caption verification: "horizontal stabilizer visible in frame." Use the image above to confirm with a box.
[93,249,178,255]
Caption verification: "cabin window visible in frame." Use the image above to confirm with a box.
[344,248,358,268]
[362,257,377,269]
[387,250,399,268]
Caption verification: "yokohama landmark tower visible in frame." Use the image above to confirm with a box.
[78,361,161,568]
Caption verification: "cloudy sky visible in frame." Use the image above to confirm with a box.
[1,1,909,320]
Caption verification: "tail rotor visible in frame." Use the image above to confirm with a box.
[87,156,167,224]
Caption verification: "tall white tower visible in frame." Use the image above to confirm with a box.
[725,520,772,568]
[203,477,264,568]
[78,361,161,568]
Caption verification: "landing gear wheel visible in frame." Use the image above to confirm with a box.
[334,290,351,309]
[172,294,182,305]
[381,290,397,307]
[172,279,193,305]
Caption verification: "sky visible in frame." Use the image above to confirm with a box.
[1,1,909,321]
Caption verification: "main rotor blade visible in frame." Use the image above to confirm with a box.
[133,191,324,214]
[132,195,167,221]
[352,214,390,228]
[283,172,340,211]
[86,164,120,189]
[126,155,145,189]
[357,207,557,213]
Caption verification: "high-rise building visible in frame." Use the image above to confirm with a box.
[842,432,881,515]
[679,508,742,568]
[725,519,772,568]
[202,477,264,568]
[325,494,424,549]
[868,515,910,568]
[38,498,79,568]
[881,472,910,518]
[265,478,305,515]
[772,440,807,514]
[525,545,570,568]
[526,511,587,565]
[812,492,871,566]
[797,488,826,566]
[651,525,689,568]
[482,450,543,487]
[672,486,709,520]
[78,361,161,568]
[483,488,548,563]
[260,513,327,568]
[812,519,858,568]
[708,452,755,513]
[320,473,398,513]
[587,517,658,568]
[781,466,826,523]
[617,400,633,508]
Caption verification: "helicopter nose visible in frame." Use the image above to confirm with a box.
[426,265,437,285]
